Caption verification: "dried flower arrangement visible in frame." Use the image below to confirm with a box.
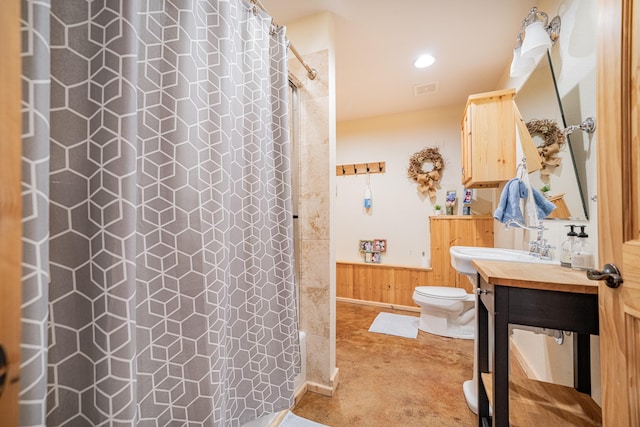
[407,147,444,199]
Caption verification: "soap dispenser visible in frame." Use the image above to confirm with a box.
[571,225,593,270]
[560,225,577,268]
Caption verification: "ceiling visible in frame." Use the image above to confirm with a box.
[260,0,538,122]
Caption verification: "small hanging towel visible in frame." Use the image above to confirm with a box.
[493,178,556,225]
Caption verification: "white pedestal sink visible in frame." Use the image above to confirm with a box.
[451,246,558,279]
[449,246,559,415]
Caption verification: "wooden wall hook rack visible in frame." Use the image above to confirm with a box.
[336,161,386,176]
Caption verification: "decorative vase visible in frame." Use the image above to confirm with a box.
[446,206,454,215]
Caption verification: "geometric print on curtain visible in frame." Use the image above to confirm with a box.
[20,0,51,425]
[20,0,300,425]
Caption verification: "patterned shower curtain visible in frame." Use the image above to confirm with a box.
[20,0,299,425]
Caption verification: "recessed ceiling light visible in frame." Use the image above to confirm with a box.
[414,54,435,69]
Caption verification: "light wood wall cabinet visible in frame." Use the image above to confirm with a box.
[461,89,518,188]
[430,215,494,293]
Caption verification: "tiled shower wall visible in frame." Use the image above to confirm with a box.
[289,49,337,394]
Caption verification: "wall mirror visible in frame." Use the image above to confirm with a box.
[515,51,591,220]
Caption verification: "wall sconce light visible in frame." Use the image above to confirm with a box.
[510,33,535,78]
[510,7,561,78]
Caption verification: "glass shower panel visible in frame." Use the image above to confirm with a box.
[288,80,301,319]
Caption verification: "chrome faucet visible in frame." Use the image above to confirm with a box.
[504,219,554,260]
[528,222,553,259]
[539,241,554,260]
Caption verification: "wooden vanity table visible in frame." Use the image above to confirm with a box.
[472,260,602,426]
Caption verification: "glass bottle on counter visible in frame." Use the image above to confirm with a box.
[571,226,593,270]
[560,225,577,268]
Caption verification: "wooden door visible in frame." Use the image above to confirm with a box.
[0,0,23,424]
[596,0,640,424]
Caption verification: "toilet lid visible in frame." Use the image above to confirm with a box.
[415,286,468,300]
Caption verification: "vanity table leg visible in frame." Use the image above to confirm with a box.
[478,291,490,426]
[493,286,509,427]
[574,333,591,394]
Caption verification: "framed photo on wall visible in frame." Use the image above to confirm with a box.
[364,251,381,264]
[359,240,374,252]
[373,239,387,252]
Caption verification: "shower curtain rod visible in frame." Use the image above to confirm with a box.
[252,0,318,80]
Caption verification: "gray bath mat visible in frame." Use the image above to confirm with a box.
[279,411,329,427]
[368,312,419,339]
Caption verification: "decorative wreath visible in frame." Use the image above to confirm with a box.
[526,119,566,176]
[407,147,444,199]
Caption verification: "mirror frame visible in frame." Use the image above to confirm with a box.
[516,49,591,221]
[546,50,590,220]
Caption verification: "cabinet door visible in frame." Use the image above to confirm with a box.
[472,99,515,186]
[461,104,473,185]
[461,89,516,188]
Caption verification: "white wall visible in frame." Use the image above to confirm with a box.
[336,105,493,267]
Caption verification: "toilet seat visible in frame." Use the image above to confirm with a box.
[414,286,468,300]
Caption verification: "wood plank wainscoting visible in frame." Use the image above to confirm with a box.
[336,262,431,309]
[431,215,494,293]
[336,215,495,308]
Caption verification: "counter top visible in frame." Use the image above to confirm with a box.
[472,260,599,294]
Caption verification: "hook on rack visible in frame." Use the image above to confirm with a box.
[335,161,386,176]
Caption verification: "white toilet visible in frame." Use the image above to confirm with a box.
[412,286,475,339]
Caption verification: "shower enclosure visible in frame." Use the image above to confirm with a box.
[19,1,302,425]
[242,78,307,427]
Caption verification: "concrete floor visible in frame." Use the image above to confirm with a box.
[292,302,478,426]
